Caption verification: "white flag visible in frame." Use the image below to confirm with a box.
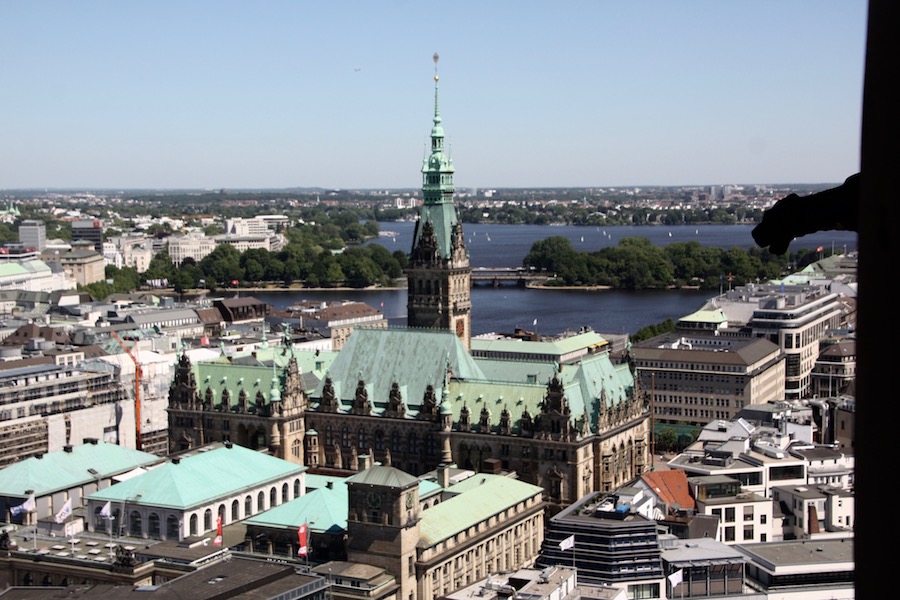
[55,498,72,523]
[533,318,538,326]
[11,493,36,516]
[667,569,684,587]
[100,501,112,519]
[559,534,575,551]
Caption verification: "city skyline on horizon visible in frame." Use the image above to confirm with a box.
[0,2,867,191]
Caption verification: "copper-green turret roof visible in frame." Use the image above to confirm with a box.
[412,52,463,261]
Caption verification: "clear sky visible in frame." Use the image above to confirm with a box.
[0,1,867,191]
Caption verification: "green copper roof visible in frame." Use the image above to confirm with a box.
[244,472,441,533]
[678,306,728,325]
[87,444,306,510]
[418,474,543,546]
[0,441,162,499]
[312,328,486,411]
[244,480,348,534]
[468,350,634,434]
[189,344,336,411]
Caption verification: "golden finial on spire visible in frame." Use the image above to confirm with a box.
[433,52,439,81]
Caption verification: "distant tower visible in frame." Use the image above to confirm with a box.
[406,53,472,349]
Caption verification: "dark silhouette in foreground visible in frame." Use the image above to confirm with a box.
[752,172,860,254]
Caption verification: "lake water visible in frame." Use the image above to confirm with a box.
[252,223,857,337]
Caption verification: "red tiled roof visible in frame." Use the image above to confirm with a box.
[641,469,695,511]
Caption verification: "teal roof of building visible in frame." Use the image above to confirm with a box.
[87,443,306,510]
[244,479,348,534]
[312,328,486,411]
[0,260,51,278]
[463,351,634,434]
[244,470,440,533]
[186,344,331,412]
[677,305,729,325]
[0,441,162,499]
[418,474,543,546]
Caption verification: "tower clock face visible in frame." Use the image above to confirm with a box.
[366,491,381,509]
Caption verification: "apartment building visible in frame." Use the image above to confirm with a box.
[688,475,777,544]
[165,233,217,266]
[699,284,847,399]
[810,338,855,398]
[0,362,133,467]
[40,248,105,287]
[770,483,854,540]
[17,219,47,251]
[70,219,104,252]
[630,333,784,430]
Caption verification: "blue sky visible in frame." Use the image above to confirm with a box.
[0,1,867,190]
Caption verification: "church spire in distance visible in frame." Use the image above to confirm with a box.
[406,53,472,348]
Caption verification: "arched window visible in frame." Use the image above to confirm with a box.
[204,509,213,531]
[269,487,277,507]
[293,479,301,498]
[190,514,198,536]
[257,491,265,512]
[166,515,180,540]
[232,499,240,521]
[282,483,289,503]
[129,510,142,537]
[148,513,160,538]
[245,495,253,516]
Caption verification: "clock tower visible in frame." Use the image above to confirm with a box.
[406,53,472,349]
[346,464,421,600]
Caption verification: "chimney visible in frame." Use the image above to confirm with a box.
[224,440,232,449]
[64,445,73,453]
[83,437,99,445]
[359,454,371,471]
[326,481,334,489]
[438,463,450,488]
[172,457,180,464]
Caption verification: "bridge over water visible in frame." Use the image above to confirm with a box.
[470,268,551,287]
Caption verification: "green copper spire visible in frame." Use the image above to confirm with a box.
[413,52,461,259]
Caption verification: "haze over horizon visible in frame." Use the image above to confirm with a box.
[0,2,867,191]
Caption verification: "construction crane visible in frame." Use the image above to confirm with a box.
[111,330,143,450]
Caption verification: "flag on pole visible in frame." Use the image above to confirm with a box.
[533,318,538,326]
[297,522,309,556]
[213,514,223,546]
[54,498,72,524]
[667,568,684,587]
[11,493,35,516]
[100,501,112,519]
[559,534,575,551]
